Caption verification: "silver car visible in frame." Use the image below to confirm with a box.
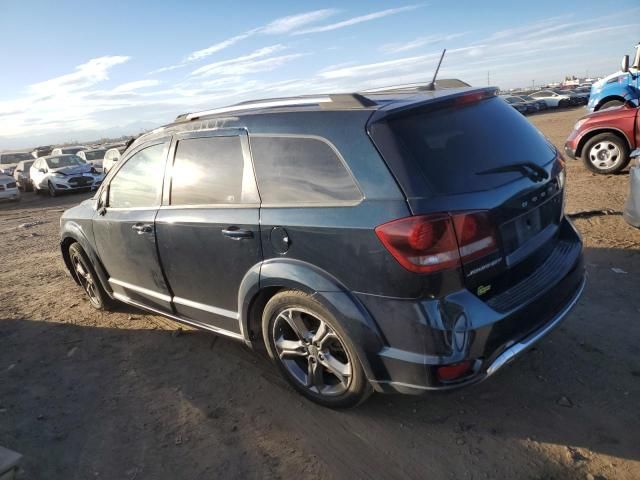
[0,174,20,202]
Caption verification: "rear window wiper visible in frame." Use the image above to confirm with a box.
[476,162,549,182]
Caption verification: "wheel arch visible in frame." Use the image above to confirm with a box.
[576,128,631,158]
[238,258,387,381]
[60,224,111,295]
[594,95,626,111]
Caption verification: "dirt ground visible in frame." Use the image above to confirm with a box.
[1,108,639,480]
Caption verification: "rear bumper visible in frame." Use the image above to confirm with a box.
[359,217,585,394]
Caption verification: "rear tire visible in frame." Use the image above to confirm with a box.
[68,243,115,310]
[581,133,630,174]
[262,290,372,408]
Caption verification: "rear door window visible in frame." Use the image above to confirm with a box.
[170,135,258,205]
[381,96,556,195]
[250,135,362,205]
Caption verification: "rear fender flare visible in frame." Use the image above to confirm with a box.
[237,258,387,381]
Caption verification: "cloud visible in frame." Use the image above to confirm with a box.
[381,32,468,54]
[293,4,422,35]
[112,79,160,93]
[149,9,337,73]
[28,56,130,95]
[261,9,338,34]
[186,31,258,62]
[190,45,292,77]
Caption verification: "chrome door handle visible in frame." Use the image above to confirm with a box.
[222,227,254,240]
[132,223,153,235]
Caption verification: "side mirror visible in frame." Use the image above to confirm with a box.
[621,55,630,73]
[39,168,46,173]
[15,169,22,173]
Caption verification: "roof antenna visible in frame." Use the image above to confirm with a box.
[425,49,446,91]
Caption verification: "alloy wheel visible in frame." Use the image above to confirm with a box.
[589,141,621,170]
[272,308,352,396]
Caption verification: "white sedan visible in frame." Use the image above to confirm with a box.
[529,90,572,108]
[30,154,104,197]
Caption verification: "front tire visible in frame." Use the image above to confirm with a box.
[581,133,630,174]
[48,181,57,197]
[68,243,115,310]
[262,290,372,408]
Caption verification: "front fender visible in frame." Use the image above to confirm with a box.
[237,258,387,383]
[60,222,111,295]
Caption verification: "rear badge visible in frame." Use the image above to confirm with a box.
[477,284,492,296]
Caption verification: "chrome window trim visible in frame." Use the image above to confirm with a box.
[173,296,238,319]
[108,278,171,303]
[158,203,260,210]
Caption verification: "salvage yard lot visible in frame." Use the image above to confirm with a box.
[1,108,639,479]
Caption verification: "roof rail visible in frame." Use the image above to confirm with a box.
[361,79,471,94]
[175,93,377,122]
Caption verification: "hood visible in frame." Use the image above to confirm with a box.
[592,71,629,90]
[579,103,637,123]
[0,174,15,185]
[51,164,93,175]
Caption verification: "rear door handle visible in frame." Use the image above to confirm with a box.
[132,223,153,235]
[222,227,254,240]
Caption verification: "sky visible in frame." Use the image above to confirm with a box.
[0,0,637,149]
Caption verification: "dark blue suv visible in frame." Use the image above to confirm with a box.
[60,85,585,408]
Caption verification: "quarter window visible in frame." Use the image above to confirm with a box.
[109,143,166,208]
[170,135,258,205]
[250,136,362,204]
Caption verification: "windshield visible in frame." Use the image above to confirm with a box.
[1,153,33,164]
[84,150,107,161]
[46,155,84,168]
[381,96,556,195]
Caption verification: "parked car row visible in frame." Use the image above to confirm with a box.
[499,86,590,115]
[0,141,129,198]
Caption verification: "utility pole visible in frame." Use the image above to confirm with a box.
[487,71,490,86]
[532,80,535,90]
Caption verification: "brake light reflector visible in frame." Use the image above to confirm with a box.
[375,215,460,273]
[375,211,498,274]
[436,360,473,381]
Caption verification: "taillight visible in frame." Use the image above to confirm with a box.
[374,214,460,273]
[451,212,497,263]
[375,211,498,274]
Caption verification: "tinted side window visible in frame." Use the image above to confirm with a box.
[109,143,166,208]
[171,136,258,205]
[250,136,362,204]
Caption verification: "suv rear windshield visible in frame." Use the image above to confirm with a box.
[382,96,556,195]
[84,150,107,160]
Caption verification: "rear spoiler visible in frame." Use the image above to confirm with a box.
[368,87,499,123]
